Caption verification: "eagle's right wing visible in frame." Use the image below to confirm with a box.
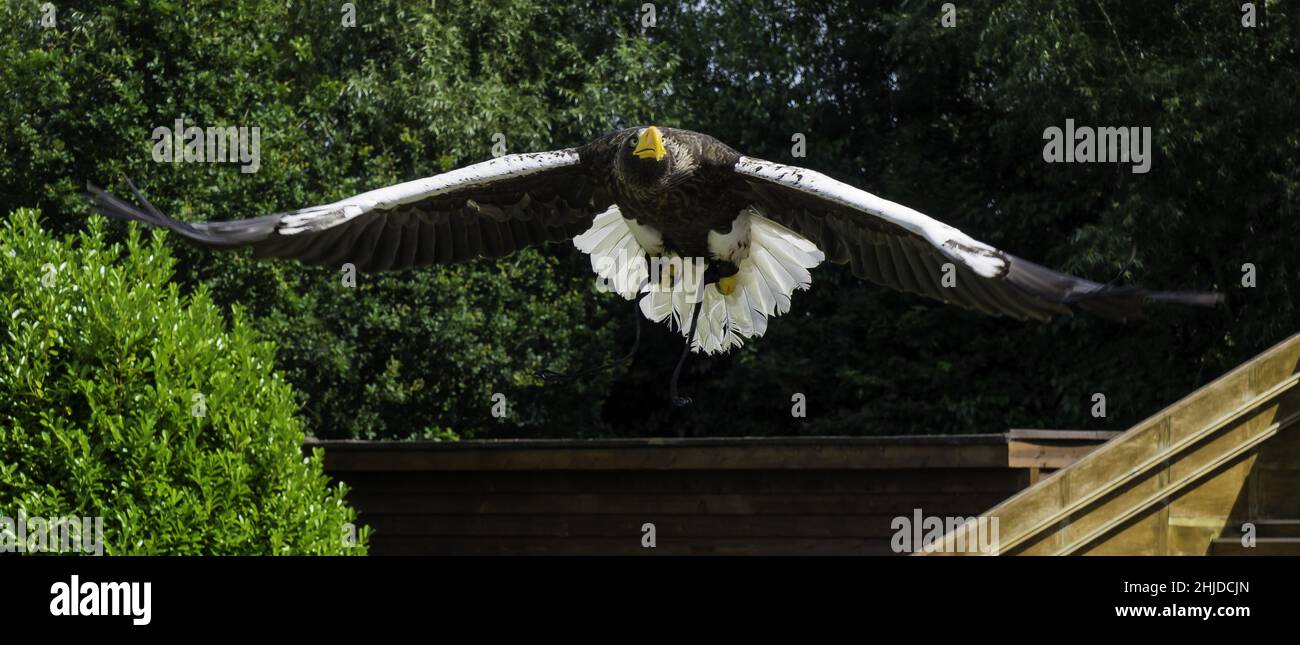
[87,147,617,272]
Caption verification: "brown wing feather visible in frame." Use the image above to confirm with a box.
[730,165,1220,321]
[86,140,624,273]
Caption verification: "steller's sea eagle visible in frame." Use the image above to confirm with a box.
[88,126,1221,403]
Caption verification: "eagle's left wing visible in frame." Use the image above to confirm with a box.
[730,156,1221,321]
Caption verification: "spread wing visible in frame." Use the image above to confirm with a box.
[87,149,615,272]
[730,156,1221,321]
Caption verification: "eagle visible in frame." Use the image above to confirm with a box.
[88,126,1221,404]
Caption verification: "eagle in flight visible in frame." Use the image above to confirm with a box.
[88,126,1220,401]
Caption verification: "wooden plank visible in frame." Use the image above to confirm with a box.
[1167,523,1218,556]
[1251,398,1300,468]
[1256,468,1300,518]
[368,536,898,556]
[1007,438,1114,469]
[1167,458,1256,534]
[1209,538,1300,556]
[1250,334,1300,395]
[1168,404,1278,484]
[1078,507,1167,556]
[1235,520,1300,538]
[1006,429,1121,441]
[1062,415,1169,509]
[343,492,1012,516]
[357,513,982,539]
[332,468,1029,495]
[316,441,1011,472]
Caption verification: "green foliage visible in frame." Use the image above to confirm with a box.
[245,254,620,439]
[0,0,672,438]
[0,0,1295,439]
[0,210,366,554]
[603,0,1298,436]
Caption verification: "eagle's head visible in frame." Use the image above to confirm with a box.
[618,126,673,188]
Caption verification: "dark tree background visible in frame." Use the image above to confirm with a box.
[2,0,1295,439]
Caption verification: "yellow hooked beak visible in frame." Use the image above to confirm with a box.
[633,126,667,161]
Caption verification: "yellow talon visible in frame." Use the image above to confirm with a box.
[718,274,738,296]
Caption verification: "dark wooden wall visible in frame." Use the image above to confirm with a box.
[309,431,1115,555]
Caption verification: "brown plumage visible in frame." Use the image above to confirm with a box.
[87,125,1221,328]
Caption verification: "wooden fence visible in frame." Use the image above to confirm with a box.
[308,430,1114,555]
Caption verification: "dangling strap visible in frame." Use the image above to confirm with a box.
[668,298,704,407]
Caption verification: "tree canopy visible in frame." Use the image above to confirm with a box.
[3,0,1295,439]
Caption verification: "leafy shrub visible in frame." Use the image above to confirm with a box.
[0,210,366,554]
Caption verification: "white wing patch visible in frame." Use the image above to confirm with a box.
[277,150,581,235]
[573,207,825,355]
[733,156,1006,279]
[572,205,653,300]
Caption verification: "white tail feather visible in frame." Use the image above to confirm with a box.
[572,206,649,300]
[574,207,824,355]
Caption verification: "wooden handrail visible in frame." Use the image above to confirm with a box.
[919,331,1300,556]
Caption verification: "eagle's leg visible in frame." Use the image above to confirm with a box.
[668,298,704,408]
[616,299,644,364]
[535,294,643,382]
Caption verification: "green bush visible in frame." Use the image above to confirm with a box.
[0,209,366,554]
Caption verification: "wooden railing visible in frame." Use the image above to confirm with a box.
[920,332,1300,556]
